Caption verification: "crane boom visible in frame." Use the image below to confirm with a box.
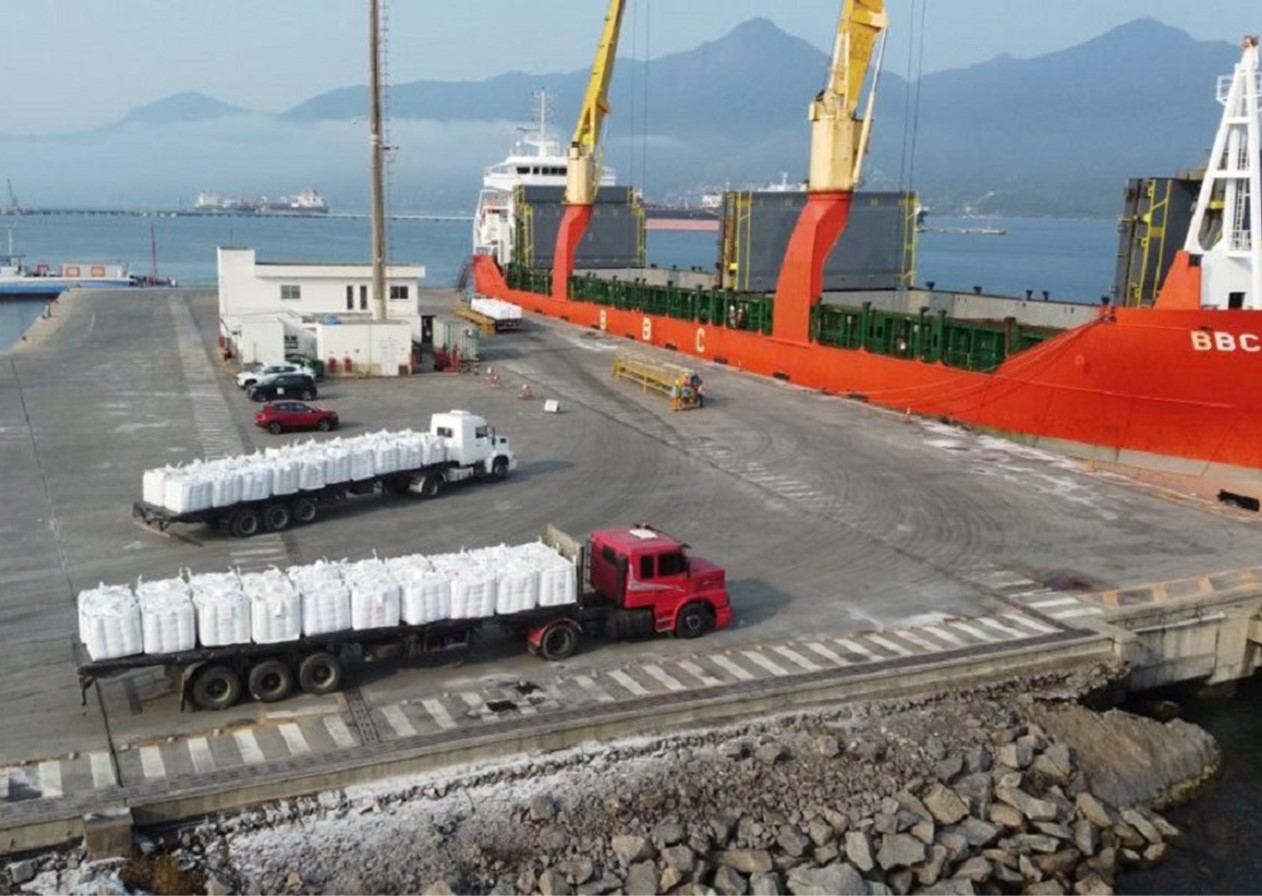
[808,0,888,191]
[550,0,627,301]
[771,0,888,346]
[567,0,626,205]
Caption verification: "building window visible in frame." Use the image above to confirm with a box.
[280,284,301,301]
[346,285,354,311]
[389,285,409,301]
[359,285,368,310]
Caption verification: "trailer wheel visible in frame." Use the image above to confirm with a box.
[263,502,291,532]
[675,603,713,639]
[191,664,242,711]
[248,659,294,703]
[229,507,262,538]
[298,652,344,695]
[539,623,578,661]
[419,474,444,499]
[490,457,509,481]
[292,496,318,525]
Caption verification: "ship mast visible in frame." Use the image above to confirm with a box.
[1162,35,1262,310]
[367,0,388,322]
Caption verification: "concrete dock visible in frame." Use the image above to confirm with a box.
[1,287,1261,852]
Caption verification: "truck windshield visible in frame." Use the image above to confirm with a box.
[658,552,687,576]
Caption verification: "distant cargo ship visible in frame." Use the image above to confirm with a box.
[191,188,328,216]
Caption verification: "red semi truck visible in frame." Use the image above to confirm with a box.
[75,524,732,711]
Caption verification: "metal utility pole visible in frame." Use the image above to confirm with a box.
[368,0,387,321]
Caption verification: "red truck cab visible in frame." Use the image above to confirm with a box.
[587,525,732,637]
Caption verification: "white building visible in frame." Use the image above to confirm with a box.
[217,247,426,377]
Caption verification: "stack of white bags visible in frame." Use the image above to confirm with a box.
[76,539,580,661]
[141,430,449,515]
[470,297,522,323]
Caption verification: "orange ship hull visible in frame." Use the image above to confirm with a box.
[473,255,1262,498]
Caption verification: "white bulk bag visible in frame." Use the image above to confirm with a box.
[371,435,401,475]
[191,586,251,647]
[395,431,424,470]
[388,555,452,625]
[269,457,300,496]
[142,468,168,506]
[136,577,196,654]
[296,450,327,491]
[420,433,447,466]
[78,584,143,661]
[211,466,245,508]
[289,560,352,636]
[437,553,497,620]
[322,441,352,484]
[345,558,401,630]
[241,570,302,644]
[349,440,375,480]
[240,464,273,502]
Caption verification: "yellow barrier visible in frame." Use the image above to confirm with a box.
[454,303,496,336]
[612,349,703,410]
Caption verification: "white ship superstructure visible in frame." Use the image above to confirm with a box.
[473,90,615,266]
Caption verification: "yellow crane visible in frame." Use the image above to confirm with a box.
[774,0,888,343]
[551,0,627,300]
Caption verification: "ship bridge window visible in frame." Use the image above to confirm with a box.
[516,166,529,175]
[1229,291,1245,310]
[280,284,301,301]
[345,285,354,310]
[389,285,409,301]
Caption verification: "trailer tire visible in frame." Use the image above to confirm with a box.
[490,457,509,481]
[292,496,318,525]
[191,664,242,711]
[539,623,578,661]
[229,507,262,538]
[263,502,291,532]
[675,603,713,639]
[419,474,444,499]
[298,652,344,695]
[248,659,294,703]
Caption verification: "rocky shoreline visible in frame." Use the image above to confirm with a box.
[8,661,1220,895]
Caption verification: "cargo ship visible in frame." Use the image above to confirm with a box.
[473,27,1262,507]
[191,188,328,216]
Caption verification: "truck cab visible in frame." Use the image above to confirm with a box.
[586,525,732,638]
[430,409,516,478]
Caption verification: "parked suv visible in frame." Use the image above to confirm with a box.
[254,401,339,434]
[236,361,317,390]
[246,373,317,402]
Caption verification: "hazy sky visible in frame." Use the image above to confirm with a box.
[5,1,1256,135]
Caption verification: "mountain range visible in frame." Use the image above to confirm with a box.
[0,18,1239,217]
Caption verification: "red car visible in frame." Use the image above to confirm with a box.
[254,401,339,435]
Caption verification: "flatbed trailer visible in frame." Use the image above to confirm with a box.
[73,597,603,711]
[75,524,733,711]
[132,459,481,538]
[455,303,522,333]
[134,410,516,538]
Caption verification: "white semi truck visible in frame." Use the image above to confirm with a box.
[132,410,516,537]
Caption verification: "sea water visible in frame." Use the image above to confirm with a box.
[0,212,1121,351]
